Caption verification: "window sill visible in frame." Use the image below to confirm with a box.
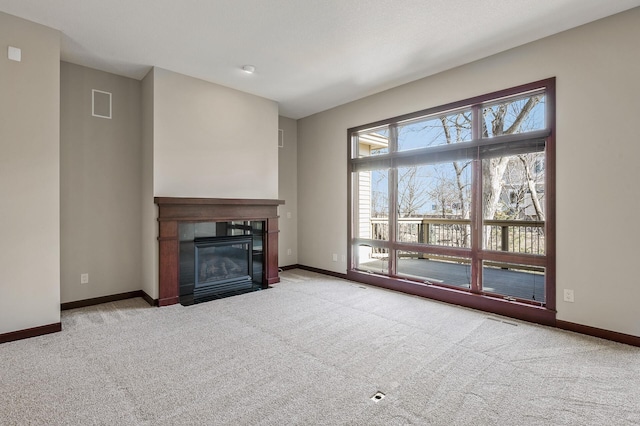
[346,269,556,326]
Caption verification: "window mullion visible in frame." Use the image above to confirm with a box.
[388,124,398,276]
[470,105,482,294]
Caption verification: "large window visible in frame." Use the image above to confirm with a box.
[348,79,555,322]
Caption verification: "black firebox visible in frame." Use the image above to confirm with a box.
[194,235,252,295]
[178,221,265,305]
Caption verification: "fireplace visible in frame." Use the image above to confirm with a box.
[179,222,263,305]
[155,197,284,306]
[194,236,253,293]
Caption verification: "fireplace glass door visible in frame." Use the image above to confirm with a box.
[179,221,265,305]
[194,235,253,294]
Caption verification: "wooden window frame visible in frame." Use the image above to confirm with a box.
[347,78,556,325]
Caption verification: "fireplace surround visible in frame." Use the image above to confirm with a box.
[155,197,284,306]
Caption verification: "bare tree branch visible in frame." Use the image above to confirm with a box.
[518,154,545,221]
[505,95,541,134]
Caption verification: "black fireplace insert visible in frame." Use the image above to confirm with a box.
[179,221,265,305]
[194,235,252,295]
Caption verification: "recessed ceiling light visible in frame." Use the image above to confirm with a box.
[242,65,256,74]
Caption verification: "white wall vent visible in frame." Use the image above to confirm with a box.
[92,89,112,119]
[8,46,21,62]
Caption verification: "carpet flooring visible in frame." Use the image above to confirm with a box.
[1,269,639,425]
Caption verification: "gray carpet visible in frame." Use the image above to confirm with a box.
[1,269,639,425]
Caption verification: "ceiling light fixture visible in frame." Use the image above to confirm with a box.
[242,65,256,74]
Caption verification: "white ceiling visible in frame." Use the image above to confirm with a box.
[1,1,639,119]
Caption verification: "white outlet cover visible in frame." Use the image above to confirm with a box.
[563,289,574,302]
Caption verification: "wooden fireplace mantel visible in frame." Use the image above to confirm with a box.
[155,197,285,306]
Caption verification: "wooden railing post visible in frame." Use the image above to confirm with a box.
[501,225,509,252]
[422,219,430,245]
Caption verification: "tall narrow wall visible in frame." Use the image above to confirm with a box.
[60,62,142,303]
[0,12,61,333]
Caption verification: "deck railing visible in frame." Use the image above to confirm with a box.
[370,217,544,255]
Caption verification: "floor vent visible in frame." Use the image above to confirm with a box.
[487,317,518,326]
[371,391,386,402]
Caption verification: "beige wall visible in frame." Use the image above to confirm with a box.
[297,8,640,337]
[152,68,279,199]
[0,13,60,333]
[60,62,142,303]
[278,116,298,267]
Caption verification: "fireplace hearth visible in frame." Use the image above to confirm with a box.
[155,197,284,306]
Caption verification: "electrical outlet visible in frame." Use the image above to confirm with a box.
[563,289,574,303]
[332,253,338,262]
[80,273,89,284]
[287,248,292,256]
[341,255,346,262]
